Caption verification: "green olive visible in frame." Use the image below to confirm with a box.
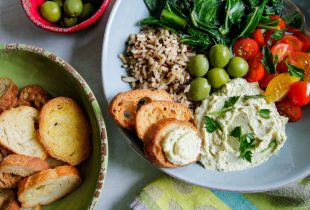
[79,3,96,21]
[227,57,249,78]
[40,1,61,23]
[62,16,78,27]
[209,44,231,68]
[207,68,230,89]
[188,54,209,77]
[53,0,63,7]
[187,78,211,101]
[64,0,83,17]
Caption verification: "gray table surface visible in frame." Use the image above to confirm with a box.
[0,1,308,210]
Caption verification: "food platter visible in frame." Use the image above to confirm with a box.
[102,0,310,192]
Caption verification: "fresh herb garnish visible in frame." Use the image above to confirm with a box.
[204,116,222,133]
[208,107,235,116]
[271,29,286,40]
[261,45,277,74]
[286,61,305,79]
[259,109,270,119]
[243,94,265,100]
[230,126,256,162]
[224,96,240,109]
[261,139,277,153]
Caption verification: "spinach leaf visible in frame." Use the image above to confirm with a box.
[140,17,180,33]
[265,0,283,15]
[285,12,304,30]
[271,29,285,40]
[204,116,223,133]
[182,26,213,48]
[243,0,260,9]
[287,62,305,79]
[160,2,188,29]
[259,109,271,119]
[144,0,166,17]
[224,96,240,108]
[261,45,277,74]
[257,15,280,30]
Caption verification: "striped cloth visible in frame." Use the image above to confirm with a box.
[130,175,310,210]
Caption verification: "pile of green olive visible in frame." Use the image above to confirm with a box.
[40,0,100,27]
[187,44,249,101]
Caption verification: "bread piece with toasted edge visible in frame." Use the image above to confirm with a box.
[21,205,42,210]
[18,85,51,111]
[0,147,11,162]
[18,166,81,208]
[0,189,15,209]
[135,101,192,140]
[7,200,20,210]
[39,97,91,166]
[0,154,50,177]
[144,119,200,168]
[0,172,21,189]
[45,156,66,168]
[109,89,173,129]
[0,78,19,113]
[0,106,47,159]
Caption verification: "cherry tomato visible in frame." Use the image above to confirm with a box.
[276,98,302,122]
[287,26,301,33]
[270,43,292,63]
[259,72,278,89]
[293,32,310,52]
[244,60,265,82]
[233,38,259,61]
[286,52,310,76]
[269,15,286,29]
[264,73,300,103]
[251,28,264,48]
[264,30,277,47]
[277,60,287,73]
[287,81,310,106]
[278,35,303,52]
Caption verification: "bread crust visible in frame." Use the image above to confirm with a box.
[144,119,200,168]
[18,85,51,111]
[0,155,50,177]
[0,173,21,189]
[109,89,172,129]
[39,97,91,166]
[18,166,81,208]
[135,101,192,140]
[0,78,19,113]
[0,189,15,209]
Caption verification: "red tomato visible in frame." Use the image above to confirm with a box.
[287,26,301,33]
[277,60,287,73]
[288,81,310,106]
[278,35,303,52]
[233,38,259,60]
[244,60,265,82]
[293,32,310,52]
[269,15,286,29]
[270,43,292,63]
[276,98,302,122]
[286,52,310,76]
[251,28,264,47]
[259,72,278,89]
[264,30,277,47]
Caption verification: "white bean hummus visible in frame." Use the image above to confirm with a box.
[195,78,288,171]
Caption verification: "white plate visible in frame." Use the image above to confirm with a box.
[102,0,310,192]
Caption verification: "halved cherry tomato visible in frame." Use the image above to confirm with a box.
[286,52,310,76]
[233,38,259,61]
[278,35,303,52]
[264,73,300,103]
[244,60,265,82]
[251,28,264,48]
[277,60,288,73]
[259,72,278,89]
[293,32,310,52]
[264,30,277,47]
[270,43,292,63]
[287,26,301,33]
[276,98,302,122]
[269,15,286,29]
[287,81,310,106]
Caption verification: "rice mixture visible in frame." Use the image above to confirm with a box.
[119,27,196,108]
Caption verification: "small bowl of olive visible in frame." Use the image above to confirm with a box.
[20,0,110,33]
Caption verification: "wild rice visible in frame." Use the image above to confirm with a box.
[120,27,196,108]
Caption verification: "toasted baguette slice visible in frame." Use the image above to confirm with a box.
[135,101,192,140]
[21,205,42,210]
[39,97,91,166]
[0,155,50,177]
[0,106,47,159]
[0,189,15,209]
[45,156,66,168]
[109,89,173,129]
[18,85,51,111]
[0,147,11,162]
[144,119,201,168]
[0,173,21,189]
[7,200,20,210]
[0,78,18,113]
[18,166,81,208]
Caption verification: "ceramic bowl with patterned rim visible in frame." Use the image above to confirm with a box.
[0,43,108,209]
[20,0,111,33]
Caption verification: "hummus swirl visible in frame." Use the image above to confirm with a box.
[195,78,287,171]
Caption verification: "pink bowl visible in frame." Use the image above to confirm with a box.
[20,0,110,33]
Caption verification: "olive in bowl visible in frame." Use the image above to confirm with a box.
[20,0,111,33]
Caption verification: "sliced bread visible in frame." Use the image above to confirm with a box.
[0,106,47,159]
[135,101,192,140]
[144,119,201,168]
[18,166,81,208]
[0,189,15,209]
[109,89,173,129]
[0,78,18,113]
[21,205,42,210]
[0,154,50,177]
[39,97,91,166]
[0,173,21,189]
[18,85,51,111]
[7,200,20,210]
[0,147,10,162]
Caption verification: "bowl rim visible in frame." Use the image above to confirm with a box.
[0,43,108,209]
[20,0,111,33]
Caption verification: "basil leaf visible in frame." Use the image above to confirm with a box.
[271,29,286,40]
[259,109,271,119]
[261,45,277,74]
[243,94,265,100]
[230,126,241,138]
[204,116,223,133]
[261,139,278,153]
[287,63,305,79]
[224,96,240,109]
